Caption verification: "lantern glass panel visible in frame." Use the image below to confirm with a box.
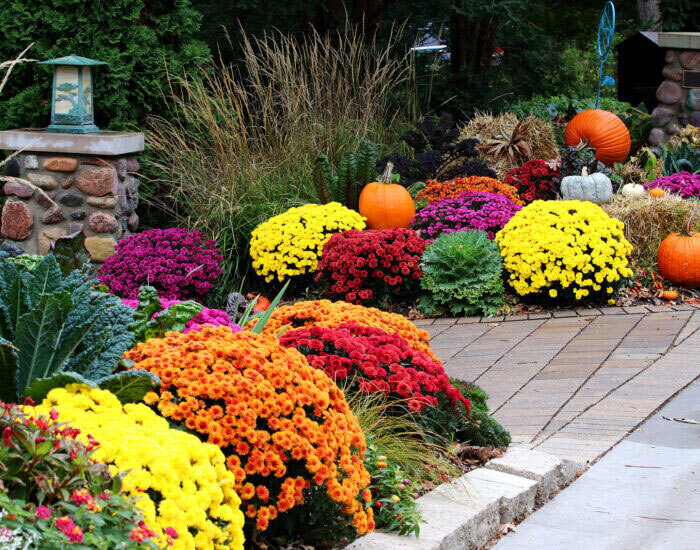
[54,66,80,116]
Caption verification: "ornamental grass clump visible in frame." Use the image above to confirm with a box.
[645,172,700,198]
[247,300,435,360]
[496,200,633,303]
[0,400,160,549]
[504,159,560,202]
[98,228,223,300]
[280,324,470,437]
[315,228,425,306]
[411,191,521,241]
[125,326,374,541]
[416,176,523,205]
[419,230,505,316]
[34,385,246,550]
[250,202,365,283]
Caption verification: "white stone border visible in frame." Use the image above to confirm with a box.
[346,447,585,550]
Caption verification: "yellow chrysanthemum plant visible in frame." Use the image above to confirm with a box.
[250,202,365,282]
[495,200,633,304]
[33,385,245,550]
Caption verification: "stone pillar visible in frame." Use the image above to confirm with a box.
[0,130,143,262]
[650,34,700,150]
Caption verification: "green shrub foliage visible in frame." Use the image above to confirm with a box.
[419,230,504,317]
[449,379,511,448]
[0,0,210,130]
[0,254,156,404]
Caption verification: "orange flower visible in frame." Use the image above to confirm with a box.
[416,176,524,205]
[125,326,372,535]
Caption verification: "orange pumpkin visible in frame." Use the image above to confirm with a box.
[358,162,415,229]
[564,109,631,166]
[649,188,665,198]
[657,208,700,288]
[661,290,678,300]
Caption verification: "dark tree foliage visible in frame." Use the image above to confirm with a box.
[0,0,210,130]
[378,114,496,185]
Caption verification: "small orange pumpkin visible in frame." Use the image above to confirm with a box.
[661,290,678,300]
[359,162,415,229]
[657,208,700,288]
[564,109,631,166]
[649,188,665,198]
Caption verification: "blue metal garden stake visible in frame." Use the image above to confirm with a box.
[596,1,616,108]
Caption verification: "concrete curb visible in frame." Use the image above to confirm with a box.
[346,446,585,550]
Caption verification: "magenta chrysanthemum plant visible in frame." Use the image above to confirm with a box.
[121,298,241,333]
[98,228,224,300]
[645,172,700,198]
[411,191,522,241]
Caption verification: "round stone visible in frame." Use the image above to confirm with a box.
[1,200,34,240]
[665,121,682,135]
[662,65,682,81]
[656,80,682,104]
[665,50,676,63]
[76,167,117,197]
[36,191,57,209]
[37,227,68,255]
[3,182,34,199]
[89,212,118,233]
[127,212,139,232]
[43,157,78,172]
[126,157,140,173]
[71,211,87,221]
[59,193,85,207]
[86,196,117,209]
[4,157,20,178]
[651,106,674,127]
[679,51,700,70]
[62,176,75,189]
[0,241,25,255]
[85,237,116,262]
[41,207,66,225]
[27,173,59,190]
[649,127,666,145]
[23,155,38,170]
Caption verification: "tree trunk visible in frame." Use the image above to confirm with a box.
[637,0,662,30]
[450,5,496,89]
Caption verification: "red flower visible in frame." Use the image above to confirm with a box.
[504,160,559,203]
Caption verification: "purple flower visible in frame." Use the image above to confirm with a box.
[411,191,521,241]
[645,172,700,198]
[98,228,223,300]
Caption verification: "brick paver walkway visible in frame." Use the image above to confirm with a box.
[415,305,700,465]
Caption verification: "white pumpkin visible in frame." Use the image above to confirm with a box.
[621,183,645,198]
[560,167,613,204]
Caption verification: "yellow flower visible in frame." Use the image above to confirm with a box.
[495,200,632,303]
[33,385,245,550]
[250,202,365,282]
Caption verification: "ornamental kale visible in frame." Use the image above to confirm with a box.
[98,228,223,300]
[411,191,521,241]
[504,159,560,202]
[315,228,425,306]
[377,114,496,185]
[419,230,505,317]
[645,171,700,198]
[0,254,156,404]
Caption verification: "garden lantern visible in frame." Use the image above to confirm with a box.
[39,54,108,134]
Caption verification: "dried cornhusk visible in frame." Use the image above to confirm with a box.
[459,111,559,178]
[602,194,700,263]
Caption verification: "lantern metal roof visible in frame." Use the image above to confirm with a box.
[38,55,108,67]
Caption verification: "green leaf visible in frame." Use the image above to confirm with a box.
[250,280,289,335]
[50,231,90,276]
[26,255,62,303]
[143,300,202,341]
[0,336,19,402]
[24,372,97,403]
[97,370,160,404]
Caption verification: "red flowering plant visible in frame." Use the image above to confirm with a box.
[0,400,160,549]
[315,228,425,306]
[279,323,471,438]
[504,159,560,203]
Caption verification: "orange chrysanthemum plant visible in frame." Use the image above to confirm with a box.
[125,326,374,541]
[245,299,436,360]
[416,176,524,205]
